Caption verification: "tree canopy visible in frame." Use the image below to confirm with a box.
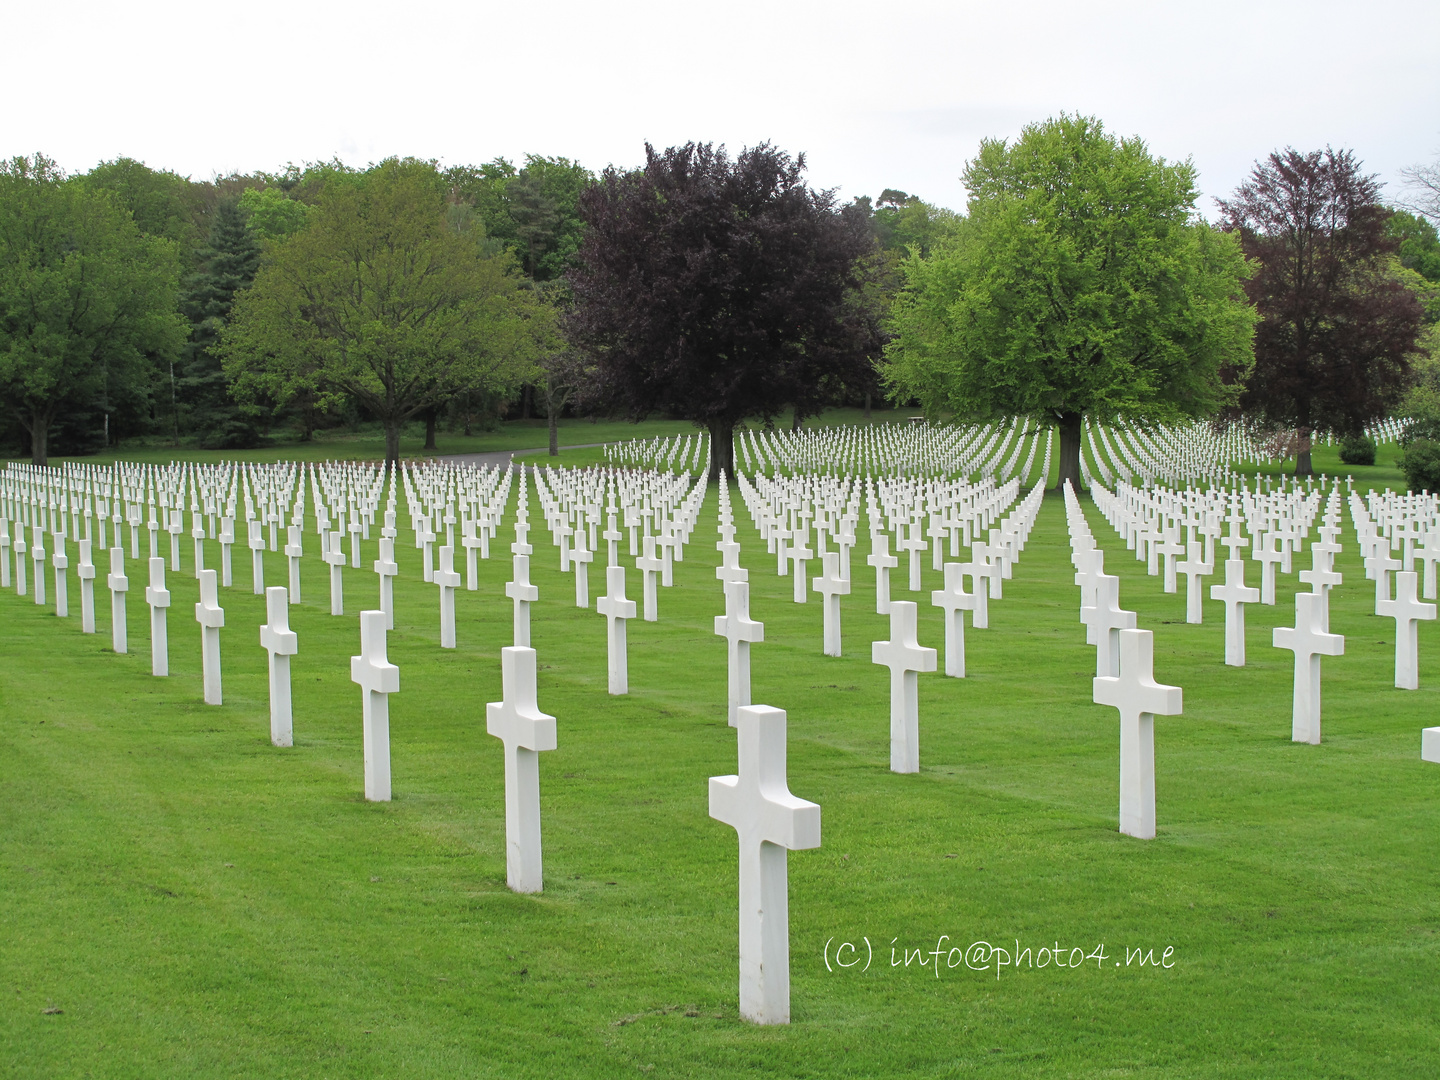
[221,158,541,467]
[564,141,884,479]
[883,114,1256,489]
[0,155,187,464]
[1219,147,1425,473]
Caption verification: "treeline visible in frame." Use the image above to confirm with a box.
[2,119,1438,484]
[0,149,947,464]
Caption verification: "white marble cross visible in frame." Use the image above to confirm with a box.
[1091,573,1136,678]
[486,645,557,893]
[961,545,991,629]
[716,579,764,725]
[145,556,170,677]
[1254,532,1283,605]
[260,585,298,746]
[351,610,398,800]
[812,551,850,656]
[462,520,483,590]
[284,526,304,603]
[374,536,399,629]
[1210,559,1259,666]
[572,535,594,609]
[1273,592,1344,744]
[107,546,129,654]
[77,539,97,634]
[1368,545,1401,609]
[1075,547,1104,645]
[1158,531,1185,593]
[708,703,821,1025]
[1176,541,1212,624]
[1298,546,1342,632]
[872,600,937,773]
[13,529,26,597]
[324,530,346,616]
[867,532,897,615]
[636,536,663,622]
[248,519,266,595]
[195,567,225,705]
[506,554,539,646]
[899,523,927,592]
[1377,570,1435,690]
[597,565,636,694]
[218,517,235,587]
[30,527,46,606]
[436,544,461,648]
[789,530,814,604]
[1093,627,1182,840]
[930,562,974,678]
[51,538,69,618]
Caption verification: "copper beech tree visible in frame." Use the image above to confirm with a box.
[564,142,884,481]
[1219,148,1425,474]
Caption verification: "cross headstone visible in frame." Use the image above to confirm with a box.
[486,645,557,894]
[789,532,814,604]
[572,535,593,609]
[351,610,398,800]
[51,538,69,619]
[812,551,849,656]
[374,536,398,629]
[436,544,461,648]
[77,539,97,634]
[1210,559,1260,666]
[506,554,539,646]
[961,545,991,629]
[871,601,937,773]
[1086,569,1137,675]
[248,519,266,595]
[284,526,304,603]
[1377,570,1435,690]
[708,703,821,1025]
[195,568,225,705]
[324,530,346,616]
[930,562,974,678]
[218,517,235,587]
[1273,592,1344,744]
[1093,627,1182,840]
[260,586,298,747]
[145,556,170,677]
[597,565,636,694]
[107,546,129,654]
[30,527,46,606]
[715,579,764,725]
[636,536,663,623]
[866,532,897,615]
[1176,541,1212,624]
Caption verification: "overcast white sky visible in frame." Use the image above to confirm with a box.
[7,0,1438,215]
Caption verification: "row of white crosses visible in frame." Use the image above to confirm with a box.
[1350,492,1440,699]
[1065,481,1183,840]
[735,416,1038,481]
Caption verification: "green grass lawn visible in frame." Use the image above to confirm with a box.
[3,468,1439,1077]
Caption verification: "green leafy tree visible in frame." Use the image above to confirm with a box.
[1387,210,1440,283]
[883,114,1257,489]
[222,158,540,466]
[0,155,187,464]
[1219,148,1425,473]
[179,198,263,447]
[79,157,205,260]
[566,142,884,479]
[237,187,311,244]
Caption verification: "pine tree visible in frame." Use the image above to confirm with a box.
[179,198,261,446]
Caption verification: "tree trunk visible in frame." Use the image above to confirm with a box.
[707,420,735,482]
[30,409,50,467]
[1295,427,1313,476]
[521,384,532,420]
[1056,411,1083,491]
[385,420,401,470]
[424,409,438,452]
[548,406,559,455]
